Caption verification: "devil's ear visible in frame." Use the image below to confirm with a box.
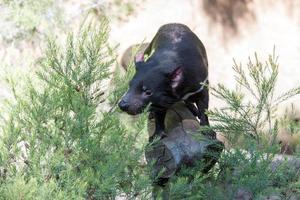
[134,53,144,68]
[135,53,144,62]
[169,67,183,89]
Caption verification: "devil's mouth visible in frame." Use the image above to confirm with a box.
[125,107,145,115]
[125,101,171,115]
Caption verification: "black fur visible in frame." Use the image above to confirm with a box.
[119,23,213,140]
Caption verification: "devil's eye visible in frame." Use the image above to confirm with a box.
[145,90,152,96]
[142,86,152,96]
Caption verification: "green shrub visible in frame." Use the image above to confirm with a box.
[0,18,299,199]
[200,51,300,199]
[208,52,300,148]
[0,20,152,199]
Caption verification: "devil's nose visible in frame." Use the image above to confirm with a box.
[118,100,129,111]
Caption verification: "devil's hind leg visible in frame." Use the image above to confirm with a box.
[195,87,209,126]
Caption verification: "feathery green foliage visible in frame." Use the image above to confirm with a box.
[200,51,300,199]
[208,51,300,148]
[0,19,299,199]
[0,20,152,199]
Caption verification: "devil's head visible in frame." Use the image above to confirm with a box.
[118,52,184,115]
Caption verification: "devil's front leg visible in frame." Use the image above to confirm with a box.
[149,107,167,142]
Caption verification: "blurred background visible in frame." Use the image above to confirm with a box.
[1,0,299,109]
[0,1,300,198]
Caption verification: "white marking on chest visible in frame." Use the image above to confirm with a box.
[181,77,208,100]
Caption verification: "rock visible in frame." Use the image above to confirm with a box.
[145,102,224,180]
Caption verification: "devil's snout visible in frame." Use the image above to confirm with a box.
[118,91,148,115]
[118,99,130,111]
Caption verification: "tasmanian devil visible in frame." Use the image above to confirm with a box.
[118,23,214,141]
